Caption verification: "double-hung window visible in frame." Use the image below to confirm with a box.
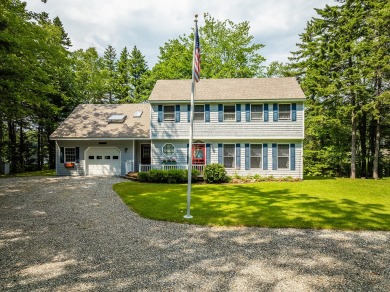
[65,147,76,163]
[224,105,235,121]
[278,104,291,120]
[251,104,263,121]
[278,144,289,169]
[223,144,235,168]
[194,105,205,122]
[250,144,262,169]
[163,105,175,121]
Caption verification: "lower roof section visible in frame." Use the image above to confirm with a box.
[50,103,150,140]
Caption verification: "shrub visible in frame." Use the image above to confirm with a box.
[149,169,167,183]
[138,172,150,182]
[166,169,186,183]
[138,169,199,183]
[203,163,228,183]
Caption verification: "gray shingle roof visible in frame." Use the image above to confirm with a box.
[50,103,150,139]
[148,77,306,102]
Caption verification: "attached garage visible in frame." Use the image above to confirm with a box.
[50,104,151,176]
[85,147,121,176]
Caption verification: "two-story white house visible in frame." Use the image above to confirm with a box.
[50,77,305,178]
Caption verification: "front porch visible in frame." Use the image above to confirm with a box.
[125,161,205,177]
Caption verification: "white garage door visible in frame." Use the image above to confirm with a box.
[86,147,121,176]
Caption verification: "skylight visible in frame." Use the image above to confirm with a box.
[107,114,127,123]
[133,110,143,118]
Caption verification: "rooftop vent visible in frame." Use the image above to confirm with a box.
[107,114,127,123]
[133,110,143,118]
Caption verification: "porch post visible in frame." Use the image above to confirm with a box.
[133,140,135,172]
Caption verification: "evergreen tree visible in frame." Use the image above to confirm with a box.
[128,46,150,103]
[115,47,131,103]
[360,0,390,178]
[103,45,117,103]
[53,16,71,48]
[290,0,389,178]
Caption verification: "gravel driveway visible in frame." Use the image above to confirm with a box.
[0,176,389,291]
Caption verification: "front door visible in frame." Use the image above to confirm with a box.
[192,144,205,165]
[141,144,151,165]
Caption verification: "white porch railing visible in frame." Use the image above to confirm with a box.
[161,164,187,171]
[139,164,205,176]
[139,164,157,172]
[192,164,205,176]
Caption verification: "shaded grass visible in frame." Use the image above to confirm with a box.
[114,177,390,230]
[0,169,56,178]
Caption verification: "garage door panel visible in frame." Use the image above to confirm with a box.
[86,147,121,176]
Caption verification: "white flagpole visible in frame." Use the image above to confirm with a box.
[184,14,199,219]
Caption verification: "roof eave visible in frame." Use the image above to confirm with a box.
[149,98,307,104]
[50,137,150,141]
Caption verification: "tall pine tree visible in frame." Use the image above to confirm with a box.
[115,47,130,103]
[128,46,150,103]
[290,0,389,178]
[103,45,117,103]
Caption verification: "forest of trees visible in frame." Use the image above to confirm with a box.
[1,0,389,178]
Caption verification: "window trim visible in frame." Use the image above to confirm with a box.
[162,143,175,158]
[278,103,291,121]
[163,105,175,122]
[277,144,290,169]
[64,147,76,163]
[194,104,205,122]
[250,104,264,121]
[223,105,236,122]
[250,144,263,169]
[223,144,235,168]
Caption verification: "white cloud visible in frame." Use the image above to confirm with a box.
[24,0,337,67]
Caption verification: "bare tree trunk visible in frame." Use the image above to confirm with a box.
[373,76,382,179]
[368,117,378,177]
[8,121,17,174]
[373,120,380,179]
[348,52,357,179]
[19,121,25,172]
[0,116,3,173]
[359,111,367,177]
[350,104,357,179]
[46,124,56,169]
[37,125,42,170]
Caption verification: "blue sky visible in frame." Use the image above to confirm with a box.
[25,0,337,68]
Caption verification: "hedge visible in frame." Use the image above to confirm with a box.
[138,169,199,183]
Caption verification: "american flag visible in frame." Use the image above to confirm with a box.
[194,24,200,82]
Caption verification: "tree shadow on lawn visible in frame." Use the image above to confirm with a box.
[192,184,390,230]
[303,176,336,181]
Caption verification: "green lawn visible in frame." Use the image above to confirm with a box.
[0,169,56,178]
[114,177,390,230]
